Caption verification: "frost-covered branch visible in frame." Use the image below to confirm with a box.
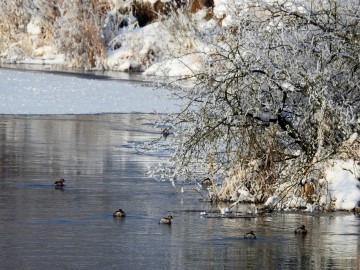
[150,0,360,204]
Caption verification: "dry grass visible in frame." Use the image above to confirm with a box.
[0,2,24,51]
[336,136,360,161]
[218,161,277,204]
[0,0,107,68]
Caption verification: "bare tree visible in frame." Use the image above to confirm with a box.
[152,0,360,203]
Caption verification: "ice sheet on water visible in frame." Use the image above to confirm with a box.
[0,69,179,114]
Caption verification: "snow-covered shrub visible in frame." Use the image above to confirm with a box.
[151,0,360,207]
[51,0,107,68]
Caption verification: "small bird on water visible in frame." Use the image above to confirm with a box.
[162,128,171,139]
[244,230,257,239]
[113,209,126,217]
[201,177,212,186]
[160,215,173,225]
[54,178,65,188]
[294,225,307,234]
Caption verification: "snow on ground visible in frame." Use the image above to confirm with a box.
[106,23,161,72]
[263,159,360,212]
[143,53,205,77]
[324,159,360,210]
[0,68,179,114]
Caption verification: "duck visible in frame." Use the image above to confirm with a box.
[294,225,307,234]
[113,209,126,217]
[54,178,65,187]
[162,128,171,139]
[160,215,173,224]
[201,177,212,186]
[244,230,257,239]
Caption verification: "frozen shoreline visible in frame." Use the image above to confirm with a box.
[0,63,149,82]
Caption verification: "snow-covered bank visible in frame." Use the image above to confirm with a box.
[0,68,179,114]
[218,158,360,212]
[0,0,216,74]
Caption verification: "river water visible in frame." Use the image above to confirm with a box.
[0,114,359,269]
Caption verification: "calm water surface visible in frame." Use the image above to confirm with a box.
[0,114,359,270]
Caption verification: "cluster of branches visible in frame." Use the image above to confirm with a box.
[157,0,360,195]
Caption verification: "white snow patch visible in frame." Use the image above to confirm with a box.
[26,19,42,35]
[144,53,204,77]
[34,46,56,57]
[220,207,232,214]
[264,195,280,208]
[106,23,161,72]
[347,132,358,145]
[262,159,360,212]
[324,160,360,210]
[214,0,230,19]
